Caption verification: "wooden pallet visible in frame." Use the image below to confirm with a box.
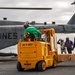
[58,54,75,62]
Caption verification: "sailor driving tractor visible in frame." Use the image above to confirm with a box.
[23,22,40,41]
[17,27,58,71]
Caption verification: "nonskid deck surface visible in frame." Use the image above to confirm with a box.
[0,61,75,75]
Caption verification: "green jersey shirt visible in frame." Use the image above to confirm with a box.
[24,27,40,38]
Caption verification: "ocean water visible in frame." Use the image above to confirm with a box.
[0,33,75,54]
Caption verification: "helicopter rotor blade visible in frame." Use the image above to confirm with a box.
[0,7,52,10]
[71,1,75,5]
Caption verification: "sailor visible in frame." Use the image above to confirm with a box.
[24,22,40,41]
[57,39,66,54]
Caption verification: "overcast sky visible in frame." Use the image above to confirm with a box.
[0,0,75,24]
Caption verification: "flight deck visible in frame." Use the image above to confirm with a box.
[0,59,75,75]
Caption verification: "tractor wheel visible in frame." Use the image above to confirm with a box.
[38,61,46,71]
[17,62,24,71]
[51,56,57,68]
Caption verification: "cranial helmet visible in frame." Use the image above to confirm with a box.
[24,21,29,28]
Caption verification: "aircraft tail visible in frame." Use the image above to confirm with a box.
[67,13,75,24]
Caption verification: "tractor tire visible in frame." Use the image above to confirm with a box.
[51,56,57,68]
[37,61,46,71]
[17,62,24,71]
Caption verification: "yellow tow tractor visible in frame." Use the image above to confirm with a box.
[17,28,58,71]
